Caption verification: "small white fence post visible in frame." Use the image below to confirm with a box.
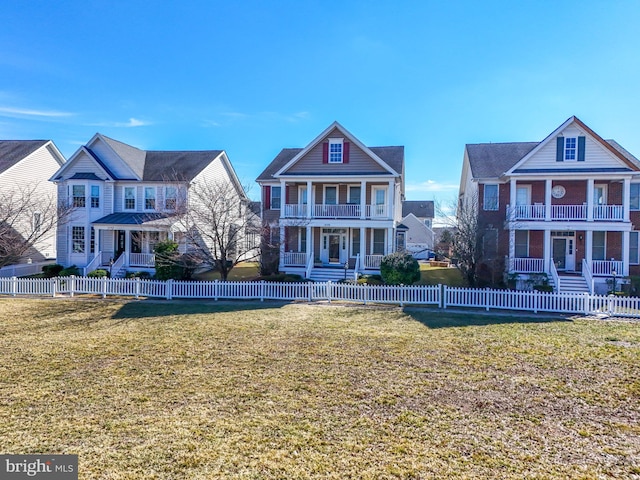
[51,278,56,298]
[70,275,75,297]
[327,281,332,304]
[485,287,490,311]
[260,280,265,302]
[102,276,108,298]
[583,292,590,316]
[166,279,173,300]
[135,277,141,299]
[442,284,447,309]
[308,282,313,302]
[608,294,614,316]
[11,276,17,297]
[214,280,219,301]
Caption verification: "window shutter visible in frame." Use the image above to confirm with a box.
[264,186,271,210]
[322,142,328,164]
[556,137,564,162]
[343,142,350,163]
[577,136,586,161]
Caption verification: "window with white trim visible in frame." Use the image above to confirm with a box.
[592,231,606,260]
[165,186,177,210]
[72,185,86,208]
[72,226,85,253]
[630,231,639,265]
[324,186,337,205]
[328,138,343,163]
[514,230,529,258]
[564,137,577,160]
[124,187,136,210]
[90,227,95,254]
[483,184,498,211]
[270,186,281,210]
[299,227,307,253]
[631,184,640,211]
[145,187,156,210]
[348,186,361,204]
[352,228,360,256]
[90,185,100,208]
[372,229,385,255]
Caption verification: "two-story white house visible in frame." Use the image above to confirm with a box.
[256,122,405,281]
[0,140,65,266]
[459,116,640,294]
[51,133,250,276]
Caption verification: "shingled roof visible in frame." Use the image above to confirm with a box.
[256,146,404,181]
[0,140,48,175]
[402,200,434,218]
[99,135,223,181]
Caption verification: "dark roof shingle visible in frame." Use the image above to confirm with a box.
[402,200,434,218]
[0,140,48,175]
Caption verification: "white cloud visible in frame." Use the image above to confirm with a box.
[405,179,459,194]
[0,106,73,118]
[89,117,152,128]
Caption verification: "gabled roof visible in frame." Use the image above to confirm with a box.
[402,200,434,218]
[53,134,225,183]
[0,140,49,175]
[92,212,175,226]
[257,122,403,181]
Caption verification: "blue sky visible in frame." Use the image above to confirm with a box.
[2,1,640,202]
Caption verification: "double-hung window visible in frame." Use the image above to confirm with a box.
[592,231,606,260]
[72,226,85,253]
[72,185,86,208]
[514,230,529,257]
[631,184,640,211]
[372,229,385,255]
[270,186,281,210]
[124,187,136,210]
[165,186,177,210]
[90,185,100,208]
[483,184,499,211]
[145,187,156,210]
[564,137,577,160]
[630,231,639,265]
[328,138,343,163]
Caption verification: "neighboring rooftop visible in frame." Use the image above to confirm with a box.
[0,140,48,175]
[402,200,434,218]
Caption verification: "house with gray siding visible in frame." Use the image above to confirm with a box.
[400,200,434,259]
[51,133,251,276]
[257,122,405,281]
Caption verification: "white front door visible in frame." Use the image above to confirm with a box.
[320,229,347,264]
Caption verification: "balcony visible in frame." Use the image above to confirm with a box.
[508,204,624,222]
[283,203,389,219]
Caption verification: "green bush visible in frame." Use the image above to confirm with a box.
[380,252,420,285]
[357,274,384,285]
[256,273,306,283]
[125,271,152,279]
[87,269,110,278]
[42,264,64,278]
[59,265,81,277]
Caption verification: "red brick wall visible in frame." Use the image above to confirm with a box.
[552,180,586,206]
[529,230,544,258]
[606,231,622,260]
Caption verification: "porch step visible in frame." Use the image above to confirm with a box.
[554,275,589,294]
[309,268,356,283]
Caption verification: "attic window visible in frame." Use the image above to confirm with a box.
[328,138,343,163]
[564,137,577,161]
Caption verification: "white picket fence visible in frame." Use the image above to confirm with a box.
[0,276,639,318]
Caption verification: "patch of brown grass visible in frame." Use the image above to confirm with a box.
[1,299,639,478]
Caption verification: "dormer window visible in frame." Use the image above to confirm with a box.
[328,138,343,163]
[556,136,585,162]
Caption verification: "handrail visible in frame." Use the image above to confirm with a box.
[353,254,360,281]
[549,259,560,293]
[109,253,126,277]
[582,259,594,294]
[83,251,103,276]
[305,254,314,279]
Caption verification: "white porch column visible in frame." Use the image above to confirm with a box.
[360,180,366,219]
[509,178,516,221]
[279,225,286,271]
[306,180,312,219]
[545,179,552,220]
[623,230,630,276]
[623,177,631,222]
[587,178,594,221]
[360,227,366,267]
[311,184,316,219]
[280,180,286,218]
[585,230,593,266]
[543,230,551,272]
[388,179,394,219]
[125,230,131,266]
[305,225,312,263]
[508,228,515,271]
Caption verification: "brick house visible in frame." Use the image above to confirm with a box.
[459,116,640,293]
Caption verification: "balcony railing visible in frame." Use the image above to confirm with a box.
[282,203,389,219]
[509,204,624,221]
[509,257,544,273]
[364,255,383,269]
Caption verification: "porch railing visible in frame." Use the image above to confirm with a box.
[365,204,388,218]
[591,260,624,276]
[83,251,103,276]
[364,255,383,269]
[129,253,155,267]
[593,205,624,220]
[282,203,390,219]
[582,259,594,294]
[549,259,560,293]
[509,257,544,273]
[282,252,307,266]
[509,204,624,221]
[283,204,308,218]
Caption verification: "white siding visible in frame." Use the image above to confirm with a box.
[58,151,107,180]
[89,139,139,179]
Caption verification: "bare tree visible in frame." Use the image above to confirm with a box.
[174,178,260,281]
[0,182,74,268]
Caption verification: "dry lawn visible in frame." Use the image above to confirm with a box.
[0,298,639,479]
